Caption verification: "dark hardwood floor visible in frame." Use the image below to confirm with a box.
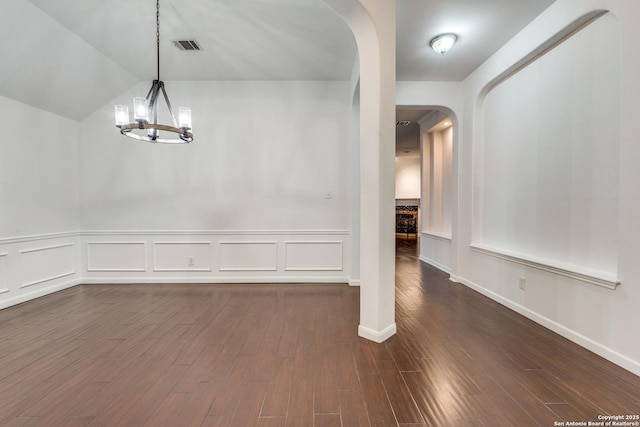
[0,238,638,426]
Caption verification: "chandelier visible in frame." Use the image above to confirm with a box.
[114,0,193,143]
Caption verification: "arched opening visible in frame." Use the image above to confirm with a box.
[397,106,459,276]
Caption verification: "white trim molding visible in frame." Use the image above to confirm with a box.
[0,252,8,294]
[0,231,80,245]
[470,243,620,290]
[18,242,74,255]
[0,279,81,311]
[20,272,75,289]
[358,323,397,343]
[418,255,452,275]
[455,275,639,377]
[421,231,452,241]
[83,229,350,236]
[82,276,351,285]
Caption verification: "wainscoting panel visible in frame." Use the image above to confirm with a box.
[0,252,8,294]
[87,241,146,272]
[80,231,351,284]
[285,241,343,271]
[19,243,75,288]
[153,242,212,272]
[1,231,350,308]
[0,233,81,310]
[419,232,452,274]
[219,241,278,271]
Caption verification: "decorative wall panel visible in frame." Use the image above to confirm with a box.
[153,242,212,272]
[285,241,343,271]
[0,252,8,294]
[80,232,350,283]
[19,243,75,288]
[87,242,146,272]
[219,241,277,271]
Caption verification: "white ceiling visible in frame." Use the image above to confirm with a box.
[396,109,429,158]
[24,0,358,81]
[0,0,557,120]
[396,0,556,81]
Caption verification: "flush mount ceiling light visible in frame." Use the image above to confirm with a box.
[430,33,457,54]
[114,0,193,144]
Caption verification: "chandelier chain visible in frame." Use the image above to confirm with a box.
[156,0,160,81]
[114,0,193,143]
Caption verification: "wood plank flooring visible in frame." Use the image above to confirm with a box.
[0,238,638,426]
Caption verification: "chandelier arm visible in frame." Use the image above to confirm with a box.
[150,82,161,139]
[144,83,155,102]
[147,82,161,118]
[159,83,179,128]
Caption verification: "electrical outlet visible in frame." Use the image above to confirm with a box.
[188,256,195,267]
[519,276,526,290]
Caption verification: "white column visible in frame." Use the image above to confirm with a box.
[321,0,397,342]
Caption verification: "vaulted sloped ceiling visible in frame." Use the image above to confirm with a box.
[1,0,357,121]
[0,0,138,121]
[24,0,358,82]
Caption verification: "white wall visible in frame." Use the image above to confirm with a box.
[82,81,351,231]
[421,126,453,236]
[419,121,453,273]
[77,80,354,284]
[349,80,361,286]
[0,95,82,309]
[395,156,420,199]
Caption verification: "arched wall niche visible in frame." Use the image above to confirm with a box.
[471,10,621,288]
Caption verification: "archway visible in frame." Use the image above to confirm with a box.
[397,106,460,278]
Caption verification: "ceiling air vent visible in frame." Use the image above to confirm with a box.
[172,40,202,51]
[396,121,411,126]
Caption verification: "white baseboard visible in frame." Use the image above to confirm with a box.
[0,278,81,311]
[349,279,361,287]
[418,255,452,275]
[455,275,640,377]
[81,276,351,285]
[358,322,397,343]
